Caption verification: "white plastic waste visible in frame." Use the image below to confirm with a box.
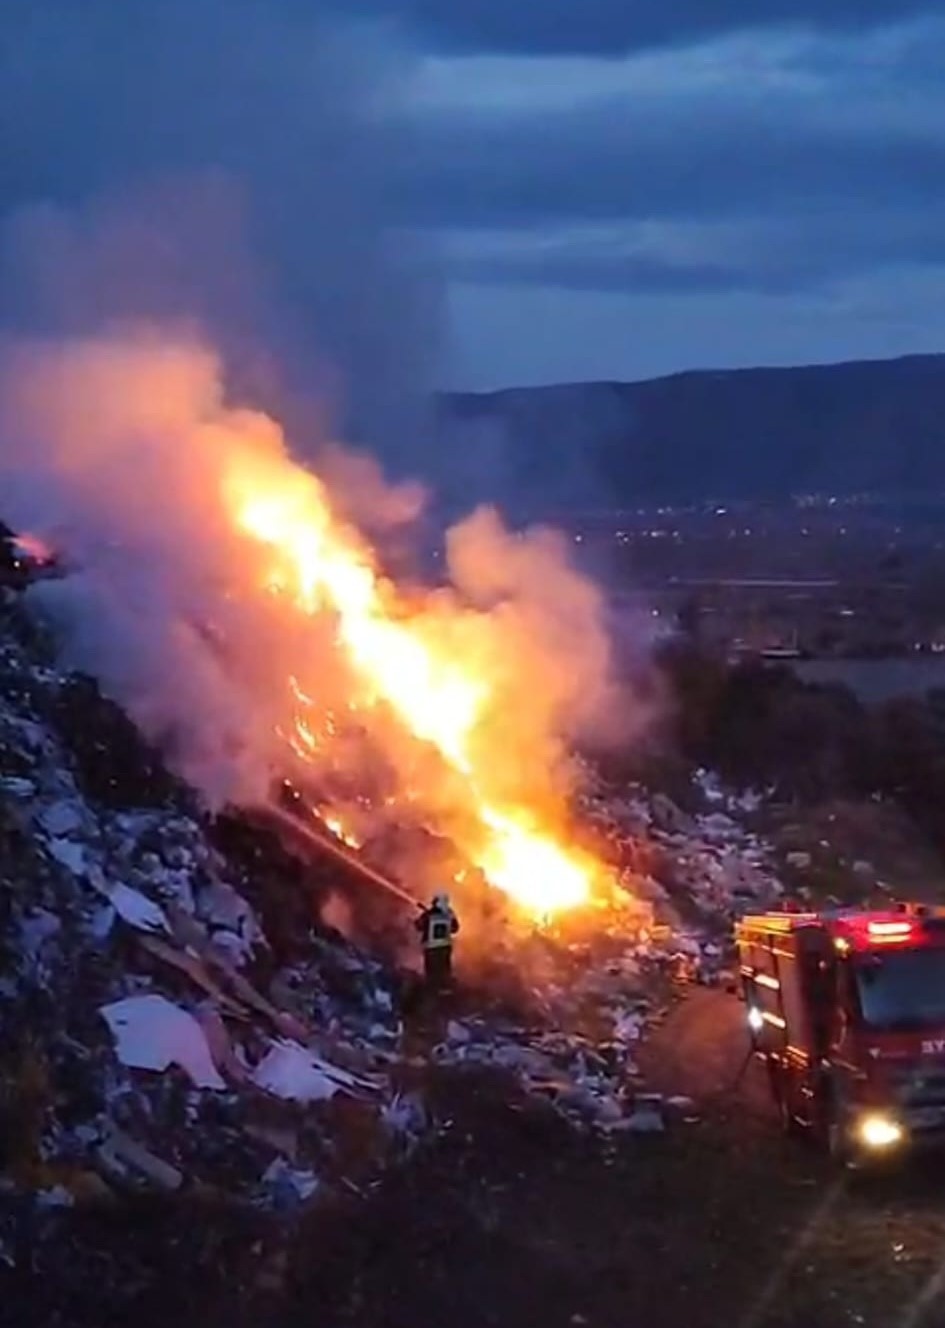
[252,1039,375,1103]
[107,883,170,934]
[100,994,226,1089]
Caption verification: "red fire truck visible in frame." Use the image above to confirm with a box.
[735,904,945,1160]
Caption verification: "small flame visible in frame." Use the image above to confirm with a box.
[323,812,362,850]
[12,532,54,564]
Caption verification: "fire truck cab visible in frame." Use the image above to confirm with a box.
[735,904,945,1160]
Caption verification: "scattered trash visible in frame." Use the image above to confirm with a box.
[382,1092,428,1144]
[35,1185,75,1209]
[39,800,85,837]
[261,1157,320,1209]
[100,994,227,1090]
[106,882,170,934]
[0,576,795,1221]
[98,1125,184,1192]
[252,1040,367,1103]
[44,837,86,874]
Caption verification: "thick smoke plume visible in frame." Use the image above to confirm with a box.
[0,329,621,838]
[0,2,642,916]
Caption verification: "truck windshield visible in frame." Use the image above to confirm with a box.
[854,948,945,1030]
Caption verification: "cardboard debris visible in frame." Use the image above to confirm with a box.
[100,994,227,1090]
[136,933,246,1016]
[197,1004,251,1083]
[252,1041,344,1103]
[204,949,310,1041]
[107,882,170,934]
[44,837,86,874]
[618,1105,666,1134]
[39,800,85,837]
[252,1039,381,1104]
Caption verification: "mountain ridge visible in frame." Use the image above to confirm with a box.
[449,351,945,401]
[434,351,945,516]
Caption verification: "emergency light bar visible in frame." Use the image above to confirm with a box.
[739,906,945,954]
[867,920,914,943]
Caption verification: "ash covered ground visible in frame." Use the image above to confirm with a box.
[4,545,945,1328]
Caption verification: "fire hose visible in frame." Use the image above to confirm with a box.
[248,801,422,911]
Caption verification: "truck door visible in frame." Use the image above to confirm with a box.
[799,932,837,1060]
[831,956,860,1066]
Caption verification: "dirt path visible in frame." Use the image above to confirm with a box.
[640,984,756,1101]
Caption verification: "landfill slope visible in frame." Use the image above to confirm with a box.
[7,553,944,1327]
[0,560,763,1208]
[0,587,415,1211]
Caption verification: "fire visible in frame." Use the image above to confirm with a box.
[323,812,362,850]
[223,458,598,917]
[12,532,54,564]
[0,331,623,923]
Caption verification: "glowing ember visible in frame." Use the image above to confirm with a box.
[12,532,54,564]
[323,812,362,850]
[223,460,597,917]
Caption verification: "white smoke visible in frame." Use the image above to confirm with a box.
[0,1,645,847]
[0,327,630,820]
[0,330,296,802]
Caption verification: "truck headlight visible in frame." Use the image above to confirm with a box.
[857,1113,904,1149]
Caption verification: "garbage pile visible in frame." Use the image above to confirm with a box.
[0,578,788,1219]
[580,764,784,942]
[424,776,781,1135]
[0,593,409,1215]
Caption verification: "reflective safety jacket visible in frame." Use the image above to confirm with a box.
[417,904,459,950]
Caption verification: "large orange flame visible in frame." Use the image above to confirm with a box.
[223,458,600,918]
[0,331,618,921]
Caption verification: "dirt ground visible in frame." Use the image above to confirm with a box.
[8,989,945,1328]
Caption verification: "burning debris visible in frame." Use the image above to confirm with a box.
[0,330,627,926]
[0,330,794,1246]
[0,553,788,1226]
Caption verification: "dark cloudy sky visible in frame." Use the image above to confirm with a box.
[4,0,945,391]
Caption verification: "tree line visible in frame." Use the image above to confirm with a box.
[658,642,945,855]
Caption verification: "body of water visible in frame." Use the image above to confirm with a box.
[794,655,945,703]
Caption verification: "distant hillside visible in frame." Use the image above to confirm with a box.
[435,353,945,517]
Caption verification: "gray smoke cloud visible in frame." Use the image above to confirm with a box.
[0,327,629,828]
[0,1,648,885]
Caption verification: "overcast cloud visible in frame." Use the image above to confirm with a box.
[2,0,944,389]
[318,0,932,57]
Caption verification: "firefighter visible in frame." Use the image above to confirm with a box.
[416,892,459,990]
